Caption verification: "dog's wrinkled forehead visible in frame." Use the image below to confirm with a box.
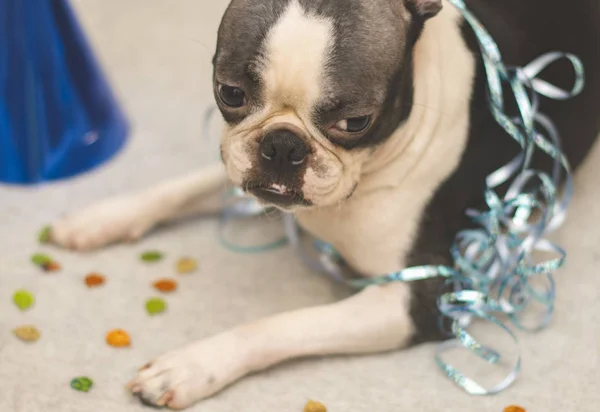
[214,0,409,112]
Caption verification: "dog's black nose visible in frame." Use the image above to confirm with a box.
[260,129,309,173]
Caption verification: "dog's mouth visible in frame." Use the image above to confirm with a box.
[246,183,311,208]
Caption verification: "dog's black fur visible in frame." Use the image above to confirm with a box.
[408,0,600,343]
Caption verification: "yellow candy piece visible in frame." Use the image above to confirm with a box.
[106,329,131,347]
[176,257,198,274]
[13,325,41,342]
[304,400,327,412]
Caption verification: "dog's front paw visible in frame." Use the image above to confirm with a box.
[51,194,158,251]
[127,335,249,409]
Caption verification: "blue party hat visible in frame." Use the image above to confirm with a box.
[0,0,129,184]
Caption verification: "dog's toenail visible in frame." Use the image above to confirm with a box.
[126,382,142,393]
[157,390,174,407]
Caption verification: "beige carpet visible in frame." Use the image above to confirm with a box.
[1,1,599,411]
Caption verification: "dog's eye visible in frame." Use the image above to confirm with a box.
[335,116,372,133]
[218,84,246,108]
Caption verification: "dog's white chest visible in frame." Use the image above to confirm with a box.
[296,188,421,277]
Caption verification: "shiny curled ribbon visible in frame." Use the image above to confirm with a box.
[215,0,585,397]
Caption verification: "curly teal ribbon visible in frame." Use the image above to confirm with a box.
[216,0,585,396]
[294,0,583,394]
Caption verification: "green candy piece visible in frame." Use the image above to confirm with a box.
[13,290,35,311]
[70,377,93,393]
[140,251,164,263]
[146,298,167,315]
[38,225,52,244]
[31,253,52,266]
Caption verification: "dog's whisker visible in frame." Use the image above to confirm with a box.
[401,101,448,115]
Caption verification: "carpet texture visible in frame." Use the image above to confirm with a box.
[1,1,599,411]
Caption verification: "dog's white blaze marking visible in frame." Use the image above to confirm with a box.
[261,0,333,112]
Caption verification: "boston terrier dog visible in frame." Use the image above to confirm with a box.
[51,0,600,408]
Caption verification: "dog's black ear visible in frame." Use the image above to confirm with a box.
[405,0,443,19]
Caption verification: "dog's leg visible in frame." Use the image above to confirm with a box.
[127,283,413,409]
[51,163,228,251]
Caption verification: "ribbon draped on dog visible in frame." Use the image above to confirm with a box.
[211,0,585,396]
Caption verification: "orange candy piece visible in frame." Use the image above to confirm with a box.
[504,406,526,412]
[43,261,61,272]
[85,273,106,287]
[153,279,178,293]
[106,329,131,347]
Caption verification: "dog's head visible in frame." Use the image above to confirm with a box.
[213,0,442,210]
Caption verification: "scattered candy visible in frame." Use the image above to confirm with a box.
[141,251,164,263]
[304,400,327,412]
[153,279,178,293]
[504,406,526,412]
[13,290,35,311]
[31,253,61,273]
[38,225,52,244]
[85,273,106,288]
[71,377,94,393]
[106,329,131,347]
[176,257,198,274]
[42,260,61,272]
[13,325,41,342]
[145,298,167,315]
[31,253,51,266]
